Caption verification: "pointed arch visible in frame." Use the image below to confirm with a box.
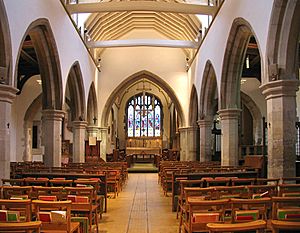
[266,0,300,81]
[240,92,262,144]
[14,18,62,110]
[87,82,98,125]
[188,85,198,126]
[0,1,12,85]
[101,70,185,127]
[65,61,86,121]
[220,18,262,109]
[199,60,218,120]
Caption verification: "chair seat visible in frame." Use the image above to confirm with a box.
[41,222,80,233]
[206,220,266,232]
[271,220,300,230]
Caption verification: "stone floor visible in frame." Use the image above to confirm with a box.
[99,173,178,233]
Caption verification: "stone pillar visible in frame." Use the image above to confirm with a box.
[260,80,299,179]
[0,85,18,179]
[198,119,213,162]
[218,108,241,166]
[178,127,188,161]
[72,121,87,163]
[99,127,108,161]
[186,126,199,161]
[42,109,65,167]
[86,125,99,138]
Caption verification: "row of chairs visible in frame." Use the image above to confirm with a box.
[0,199,81,233]
[0,185,103,232]
[179,196,300,233]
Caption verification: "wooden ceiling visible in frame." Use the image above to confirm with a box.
[65,0,218,58]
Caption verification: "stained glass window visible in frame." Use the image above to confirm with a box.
[126,93,162,137]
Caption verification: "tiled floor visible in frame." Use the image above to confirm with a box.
[99,173,178,233]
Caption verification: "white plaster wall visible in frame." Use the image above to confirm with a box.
[11,75,42,161]
[192,0,274,99]
[98,29,189,126]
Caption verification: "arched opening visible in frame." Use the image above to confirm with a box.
[220,18,264,166]
[87,82,98,126]
[0,0,12,85]
[63,62,86,163]
[102,71,184,163]
[12,19,63,165]
[199,60,219,162]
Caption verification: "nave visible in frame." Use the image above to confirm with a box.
[101,173,178,233]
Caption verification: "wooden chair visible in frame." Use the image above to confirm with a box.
[278,184,300,197]
[32,200,80,233]
[106,170,120,198]
[207,219,266,232]
[179,187,215,233]
[0,199,32,222]
[65,187,99,233]
[176,179,204,219]
[33,186,65,201]
[271,196,300,233]
[0,221,42,233]
[247,184,278,198]
[2,186,32,200]
[183,198,230,233]
[1,179,24,186]
[230,197,271,223]
[214,186,247,199]
[231,178,256,186]
[24,178,49,187]
[48,179,73,187]
[74,179,104,218]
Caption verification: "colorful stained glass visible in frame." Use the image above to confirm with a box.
[127,105,134,137]
[127,93,161,137]
[155,105,161,136]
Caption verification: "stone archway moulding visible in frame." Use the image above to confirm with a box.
[220,17,263,110]
[87,82,98,125]
[0,1,12,85]
[14,18,63,110]
[188,85,198,126]
[199,60,218,120]
[101,70,186,128]
[65,61,86,121]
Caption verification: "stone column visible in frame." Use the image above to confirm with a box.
[99,127,108,161]
[198,119,213,162]
[42,109,65,167]
[72,121,87,163]
[260,80,299,179]
[185,126,199,161]
[218,108,241,166]
[87,125,99,138]
[0,85,18,179]
[178,127,188,161]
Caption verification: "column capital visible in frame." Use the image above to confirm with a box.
[0,84,18,103]
[42,109,65,121]
[197,119,213,127]
[260,80,299,100]
[87,125,99,132]
[218,108,241,119]
[72,120,88,129]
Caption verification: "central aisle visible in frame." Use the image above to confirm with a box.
[100,173,178,233]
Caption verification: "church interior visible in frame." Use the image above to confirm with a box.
[0,0,300,232]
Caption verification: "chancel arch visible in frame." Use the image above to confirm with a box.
[101,70,185,159]
[199,60,219,162]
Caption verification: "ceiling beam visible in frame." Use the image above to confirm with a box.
[87,39,199,49]
[67,1,217,15]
